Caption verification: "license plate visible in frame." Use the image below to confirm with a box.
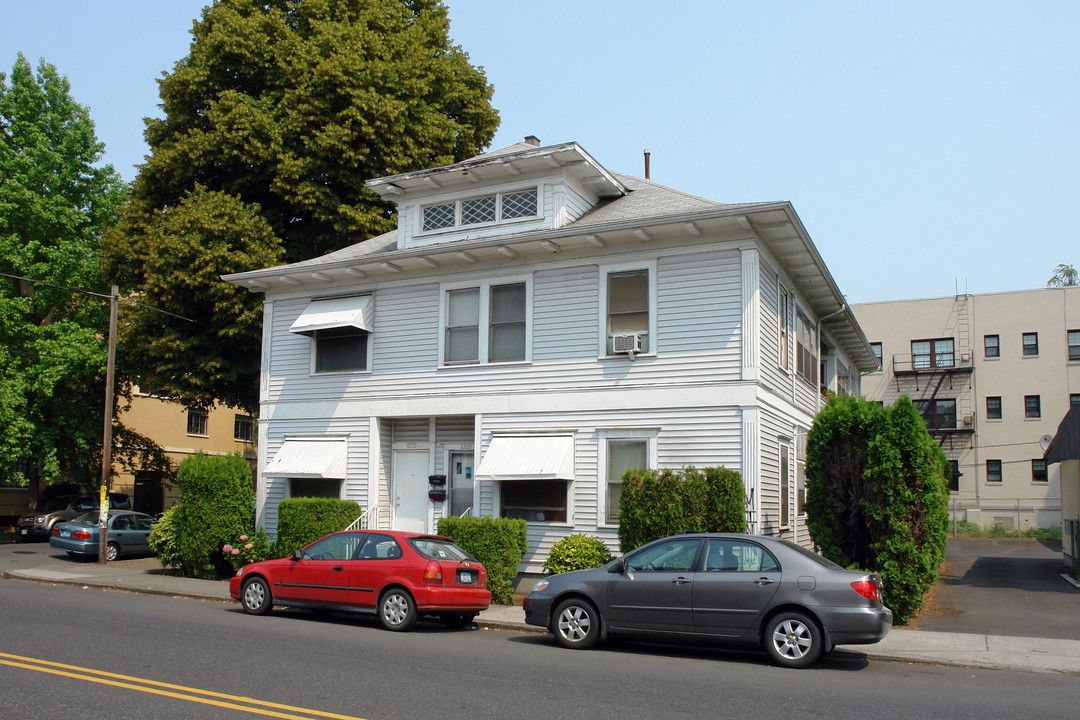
[457,570,476,584]
[60,530,71,538]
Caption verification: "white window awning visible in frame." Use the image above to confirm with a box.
[476,436,575,481]
[290,295,373,336]
[265,439,347,479]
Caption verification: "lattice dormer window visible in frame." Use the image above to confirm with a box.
[421,187,538,232]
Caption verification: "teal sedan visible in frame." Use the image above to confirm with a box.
[49,511,156,561]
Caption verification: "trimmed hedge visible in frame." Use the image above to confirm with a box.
[275,497,362,557]
[437,516,527,605]
[805,394,949,622]
[543,533,613,575]
[618,466,746,552]
[172,454,254,579]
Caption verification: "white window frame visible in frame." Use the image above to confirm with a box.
[309,327,372,375]
[418,186,541,235]
[439,275,532,367]
[598,428,659,526]
[795,306,818,386]
[598,259,658,358]
[778,282,791,373]
[779,437,792,529]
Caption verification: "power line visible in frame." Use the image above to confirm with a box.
[0,272,197,323]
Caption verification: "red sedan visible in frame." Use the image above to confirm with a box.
[229,530,490,631]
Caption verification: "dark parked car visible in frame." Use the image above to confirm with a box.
[524,532,892,668]
[17,493,131,541]
[49,510,156,561]
[229,530,491,631]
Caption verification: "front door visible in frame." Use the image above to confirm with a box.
[448,452,474,517]
[392,450,430,532]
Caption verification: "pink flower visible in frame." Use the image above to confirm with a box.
[244,543,253,550]
[239,535,248,542]
[222,544,233,552]
[231,548,240,555]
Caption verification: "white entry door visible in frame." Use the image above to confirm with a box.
[392,450,430,532]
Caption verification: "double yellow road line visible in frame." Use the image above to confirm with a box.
[0,652,368,720]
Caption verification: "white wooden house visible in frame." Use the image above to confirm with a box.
[224,137,877,574]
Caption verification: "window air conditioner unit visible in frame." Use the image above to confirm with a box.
[611,333,642,357]
[962,413,974,425]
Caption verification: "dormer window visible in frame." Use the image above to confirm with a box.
[421,188,538,232]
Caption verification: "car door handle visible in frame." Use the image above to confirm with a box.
[672,577,691,585]
[333,566,344,572]
[754,577,775,585]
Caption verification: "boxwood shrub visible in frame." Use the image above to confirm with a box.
[275,497,362,557]
[437,516,527,605]
[543,534,613,575]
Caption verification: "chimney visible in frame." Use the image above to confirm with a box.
[524,135,541,147]
[643,148,651,180]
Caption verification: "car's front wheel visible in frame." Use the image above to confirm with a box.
[378,589,417,631]
[764,611,822,668]
[552,598,600,650]
[241,576,274,615]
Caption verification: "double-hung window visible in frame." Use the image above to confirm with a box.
[601,430,655,524]
[1068,330,1080,361]
[187,408,208,437]
[443,278,529,365]
[986,459,1002,483]
[1025,395,1041,418]
[290,295,374,374]
[780,440,791,528]
[795,309,818,385]
[915,399,957,430]
[234,415,254,442]
[778,284,791,371]
[986,396,1002,420]
[601,263,655,356]
[911,338,954,369]
[1022,332,1039,356]
[1031,459,1048,483]
[984,334,999,358]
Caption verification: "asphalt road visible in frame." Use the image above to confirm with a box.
[912,537,1080,639]
[2,578,1078,720]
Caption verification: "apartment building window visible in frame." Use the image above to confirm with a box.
[984,335,999,358]
[1031,459,1048,483]
[870,342,883,368]
[290,295,374,374]
[1068,330,1080,361]
[986,396,1002,420]
[1022,332,1039,356]
[314,327,369,373]
[948,460,960,492]
[444,279,528,365]
[796,309,818,385]
[234,415,254,443]
[915,399,957,430]
[780,441,791,528]
[986,459,1002,483]
[778,284,790,371]
[911,338,954,369]
[186,408,208,437]
[1025,395,1041,418]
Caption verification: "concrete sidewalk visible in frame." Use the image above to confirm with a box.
[4,555,1078,675]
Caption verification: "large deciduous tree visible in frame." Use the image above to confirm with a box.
[102,0,500,412]
[0,54,169,504]
[804,394,949,622]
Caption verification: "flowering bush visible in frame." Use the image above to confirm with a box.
[221,528,274,572]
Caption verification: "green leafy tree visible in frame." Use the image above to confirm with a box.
[0,54,169,504]
[804,394,949,621]
[102,0,499,412]
[1047,263,1078,287]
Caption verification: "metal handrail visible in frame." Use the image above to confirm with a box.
[345,504,383,532]
[459,506,472,518]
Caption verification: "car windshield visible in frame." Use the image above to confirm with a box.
[409,538,474,562]
[777,540,845,570]
[71,512,99,525]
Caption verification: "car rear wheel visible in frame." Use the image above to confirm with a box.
[765,611,822,668]
[552,598,600,650]
[439,612,476,629]
[379,589,417,631]
[106,543,120,562]
[241,577,274,615]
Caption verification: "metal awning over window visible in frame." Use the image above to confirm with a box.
[289,296,373,336]
[476,436,575,481]
[265,439,347,479]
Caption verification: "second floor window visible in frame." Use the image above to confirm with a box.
[606,269,650,354]
[187,408,208,437]
[315,327,369,373]
[911,338,954,369]
[870,342,883,368]
[778,284,790,371]
[796,309,818,385]
[1025,395,1041,418]
[444,280,528,365]
[1022,332,1039,356]
[234,415,254,443]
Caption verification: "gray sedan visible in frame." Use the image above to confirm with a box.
[524,533,892,668]
[49,511,156,562]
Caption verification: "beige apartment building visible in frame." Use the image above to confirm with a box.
[854,287,1080,531]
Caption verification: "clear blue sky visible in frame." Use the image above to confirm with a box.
[3,1,1077,304]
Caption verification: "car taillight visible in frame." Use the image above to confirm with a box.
[851,580,881,601]
[51,526,60,536]
[423,560,443,586]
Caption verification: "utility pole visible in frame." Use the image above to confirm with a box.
[98,285,118,564]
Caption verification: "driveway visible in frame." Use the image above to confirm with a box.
[912,537,1080,640]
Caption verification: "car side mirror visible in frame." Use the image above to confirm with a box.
[609,557,626,574]
[292,549,303,561]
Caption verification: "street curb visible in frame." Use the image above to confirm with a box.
[1,570,233,604]
[1060,573,1080,589]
